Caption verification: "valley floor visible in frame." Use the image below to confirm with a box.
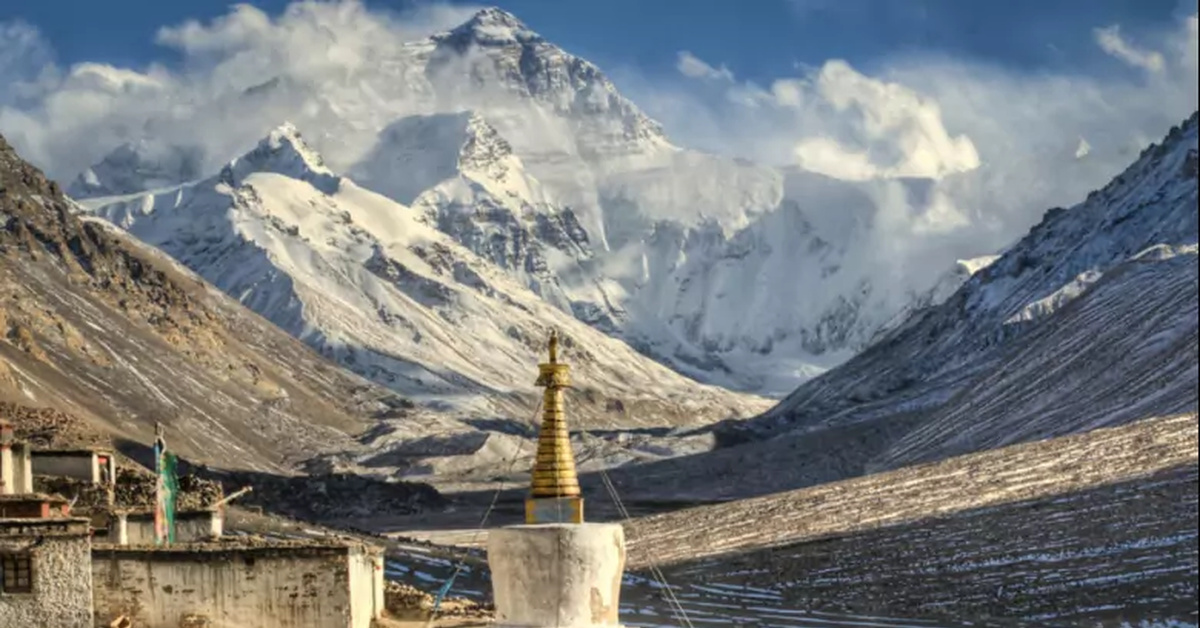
[361,413,1198,626]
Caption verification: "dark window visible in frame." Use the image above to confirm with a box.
[1,553,33,594]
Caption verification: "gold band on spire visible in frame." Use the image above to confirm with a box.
[525,329,584,524]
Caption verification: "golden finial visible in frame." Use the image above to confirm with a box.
[526,329,583,524]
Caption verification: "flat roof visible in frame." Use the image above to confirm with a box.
[0,492,69,503]
[31,447,114,455]
[117,508,219,518]
[0,517,91,536]
[92,536,384,559]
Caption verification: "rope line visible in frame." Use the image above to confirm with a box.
[553,387,566,628]
[576,415,696,628]
[424,398,543,628]
[425,390,698,628]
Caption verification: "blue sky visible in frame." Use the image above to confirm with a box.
[2,0,1194,84]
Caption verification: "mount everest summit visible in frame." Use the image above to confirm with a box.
[64,7,1198,432]
[66,7,986,398]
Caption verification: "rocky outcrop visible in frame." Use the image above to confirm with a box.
[383,581,492,620]
[201,469,445,521]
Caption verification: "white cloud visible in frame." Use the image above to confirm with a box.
[0,20,61,114]
[619,11,1198,272]
[675,51,734,82]
[0,1,483,181]
[1094,24,1166,73]
[0,2,1196,304]
[791,60,980,181]
[0,21,52,92]
[154,3,276,54]
[1075,137,1091,159]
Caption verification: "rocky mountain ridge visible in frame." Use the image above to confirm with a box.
[60,7,988,396]
[757,112,1199,441]
[81,124,770,437]
[621,111,1200,501]
[0,130,406,472]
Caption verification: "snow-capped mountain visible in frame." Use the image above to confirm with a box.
[65,7,961,396]
[0,129,405,473]
[725,112,1200,460]
[423,7,670,164]
[570,112,1198,507]
[67,140,206,199]
[347,111,613,322]
[82,124,769,428]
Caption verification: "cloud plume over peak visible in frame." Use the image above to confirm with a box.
[0,1,1196,314]
[629,10,1197,268]
[791,59,981,182]
[0,1,485,180]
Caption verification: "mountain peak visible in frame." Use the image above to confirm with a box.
[440,7,540,47]
[67,140,205,200]
[460,112,515,168]
[468,7,526,28]
[220,122,339,194]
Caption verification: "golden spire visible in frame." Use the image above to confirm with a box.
[526,329,584,524]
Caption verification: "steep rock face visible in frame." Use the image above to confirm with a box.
[349,112,611,322]
[424,7,669,162]
[727,112,1200,455]
[0,132,412,472]
[85,126,771,430]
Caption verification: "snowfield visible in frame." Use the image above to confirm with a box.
[68,8,996,396]
[85,124,769,430]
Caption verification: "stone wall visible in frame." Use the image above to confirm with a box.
[122,510,223,545]
[31,452,99,483]
[0,443,33,494]
[174,510,223,543]
[0,518,93,628]
[347,546,385,628]
[91,541,384,628]
[0,447,11,495]
[11,443,32,494]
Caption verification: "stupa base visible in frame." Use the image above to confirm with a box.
[487,523,625,628]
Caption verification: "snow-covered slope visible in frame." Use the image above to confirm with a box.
[562,112,1196,504]
[348,112,614,322]
[724,112,1199,456]
[66,7,967,396]
[83,124,769,428]
[0,131,406,473]
[67,140,206,199]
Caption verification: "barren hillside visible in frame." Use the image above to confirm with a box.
[623,413,1198,624]
[0,131,412,472]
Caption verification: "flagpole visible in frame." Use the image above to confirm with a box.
[154,422,165,546]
